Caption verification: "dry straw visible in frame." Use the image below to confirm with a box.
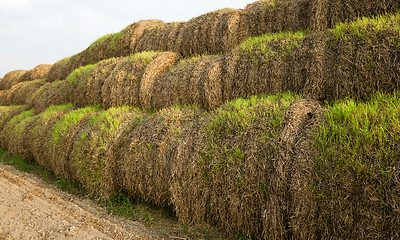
[2,79,46,106]
[1,109,37,160]
[25,104,74,168]
[39,0,400,85]
[46,106,101,178]
[18,64,52,83]
[139,52,181,110]
[170,94,300,239]
[65,52,158,108]
[68,107,141,195]
[0,70,26,90]
[26,80,72,113]
[105,106,199,206]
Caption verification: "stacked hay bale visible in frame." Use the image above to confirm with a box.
[17,64,52,83]
[45,105,101,178]
[139,52,181,110]
[67,106,145,195]
[290,93,400,239]
[291,12,400,101]
[105,106,200,206]
[0,70,26,90]
[1,79,46,106]
[25,104,74,169]
[26,80,72,113]
[64,51,160,108]
[0,109,37,160]
[170,93,300,238]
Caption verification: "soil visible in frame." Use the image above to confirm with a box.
[0,162,160,240]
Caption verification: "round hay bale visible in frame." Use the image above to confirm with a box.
[107,20,164,58]
[47,105,101,178]
[289,34,328,100]
[171,94,300,239]
[0,109,37,160]
[101,52,158,109]
[106,107,199,206]
[139,52,181,110]
[0,70,27,90]
[65,62,99,107]
[103,109,149,197]
[203,57,225,110]
[166,22,185,53]
[146,55,208,110]
[178,8,235,57]
[46,57,71,82]
[26,80,72,113]
[18,64,52,83]
[262,98,321,239]
[69,106,141,195]
[0,106,26,137]
[25,104,74,169]
[223,10,246,53]
[0,90,6,106]
[293,94,400,238]
[3,79,46,106]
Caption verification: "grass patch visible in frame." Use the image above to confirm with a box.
[241,31,306,55]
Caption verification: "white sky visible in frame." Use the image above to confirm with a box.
[0,0,255,77]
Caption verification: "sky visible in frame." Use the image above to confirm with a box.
[0,0,255,78]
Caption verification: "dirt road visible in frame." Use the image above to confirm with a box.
[0,163,158,240]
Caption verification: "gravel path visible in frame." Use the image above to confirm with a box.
[0,163,158,240]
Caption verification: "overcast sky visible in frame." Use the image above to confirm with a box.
[0,0,255,78]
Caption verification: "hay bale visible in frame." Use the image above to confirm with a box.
[0,109,37,160]
[65,62,100,107]
[262,98,321,239]
[106,107,199,206]
[311,0,400,31]
[224,31,305,103]
[18,64,52,83]
[139,52,181,110]
[295,12,400,102]
[0,91,6,106]
[289,34,328,100]
[65,51,158,109]
[135,21,188,54]
[166,22,185,53]
[2,79,46,106]
[170,93,300,239]
[147,55,211,110]
[26,80,72,113]
[46,57,71,82]
[0,70,27,90]
[173,8,236,57]
[47,105,101,178]
[68,106,143,195]
[292,93,400,239]
[25,104,74,169]
[101,51,158,109]
[107,20,164,58]
[0,106,25,136]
